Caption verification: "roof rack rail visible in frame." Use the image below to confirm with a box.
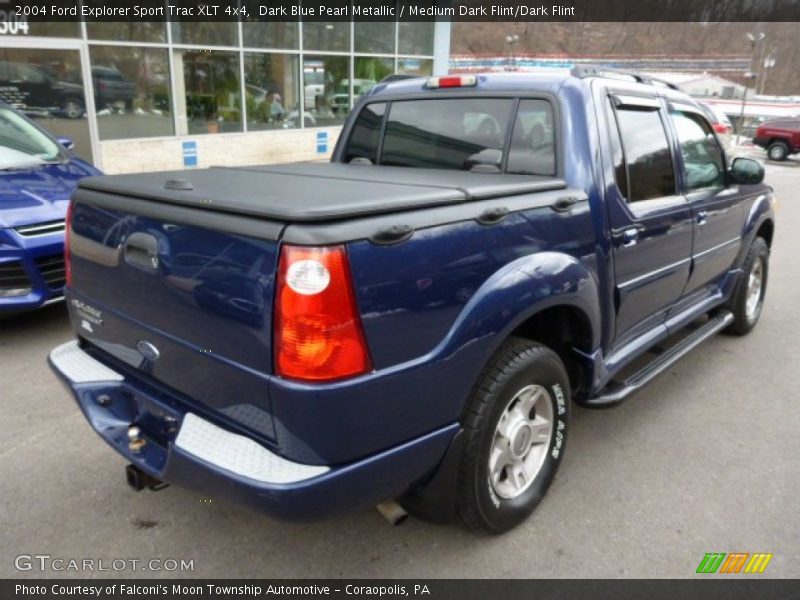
[379,74,422,84]
[570,65,680,91]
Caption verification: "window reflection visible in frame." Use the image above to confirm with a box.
[89,46,172,140]
[398,58,433,76]
[303,56,349,127]
[0,48,92,161]
[303,22,350,52]
[398,21,434,55]
[242,22,298,49]
[175,50,242,135]
[86,22,166,43]
[244,53,301,131]
[171,22,238,47]
[355,22,395,54]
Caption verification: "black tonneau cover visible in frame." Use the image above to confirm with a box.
[78,163,566,223]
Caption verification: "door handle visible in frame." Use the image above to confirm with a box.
[622,228,639,248]
[697,211,709,226]
[124,232,159,271]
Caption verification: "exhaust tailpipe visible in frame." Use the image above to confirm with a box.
[376,501,409,526]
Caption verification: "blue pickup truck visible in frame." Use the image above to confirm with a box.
[49,69,775,533]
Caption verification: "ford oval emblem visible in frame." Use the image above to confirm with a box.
[137,340,160,362]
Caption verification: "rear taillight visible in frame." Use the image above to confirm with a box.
[274,245,372,381]
[64,199,74,287]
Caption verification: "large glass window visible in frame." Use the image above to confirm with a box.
[507,99,556,176]
[303,56,349,126]
[89,46,172,141]
[614,107,676,202]
[381,98,514,170]
[244,53,301,131]
[398,21,434,55]
[0,48,92,161]
[670,110,725,191]
[354,57,392,101]
[171,22,238,47]
[302,22,350,52]
[344,102,386,164]
[176,50,242,135]
[397,58,433,76]
[355,22,395,54]
[22,23,80,38]
[242,22,298,49]
[86,23,166,43]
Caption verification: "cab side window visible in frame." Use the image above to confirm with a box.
[611,104,676,203]
[670,110,725,191]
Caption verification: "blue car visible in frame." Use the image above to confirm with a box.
[0,103,101,313]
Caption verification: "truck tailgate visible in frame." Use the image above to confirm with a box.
[68,193,282,441]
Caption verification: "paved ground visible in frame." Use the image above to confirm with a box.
[2,160,799,579]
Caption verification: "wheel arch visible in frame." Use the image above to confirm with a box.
[510,304,595,401]
[439,251,602,403]
[756,218,775,248]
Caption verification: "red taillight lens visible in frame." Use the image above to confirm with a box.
[274,245,372,381]
[64,199,74,287]
[713,123,730,135]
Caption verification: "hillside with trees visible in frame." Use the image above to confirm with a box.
[451,22,800,95]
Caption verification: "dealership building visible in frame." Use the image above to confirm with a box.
[0,20,450,173]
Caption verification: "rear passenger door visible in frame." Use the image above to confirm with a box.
[603,93,694,346]
[667,104,745,298]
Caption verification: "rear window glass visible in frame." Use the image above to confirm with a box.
[506,99,556,176]
[379,98,514,171]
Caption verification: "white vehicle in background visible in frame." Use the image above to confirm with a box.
[331,79,377,115]
[699,102,734,151]
[304,70,324,110]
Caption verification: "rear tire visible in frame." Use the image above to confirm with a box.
[767,141,789,161]
[725,237,769,335]
[456,338,570,534]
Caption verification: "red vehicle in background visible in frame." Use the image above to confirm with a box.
[753,119,800,161]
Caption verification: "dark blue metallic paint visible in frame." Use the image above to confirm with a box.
[49,360,457,520]
[53,72,775,519]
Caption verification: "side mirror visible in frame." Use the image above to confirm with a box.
[729,157,764,185]
[57,136,75,151]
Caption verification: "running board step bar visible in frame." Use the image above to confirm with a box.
[586,311,734,408]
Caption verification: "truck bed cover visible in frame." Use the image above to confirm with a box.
[77,163,566,223]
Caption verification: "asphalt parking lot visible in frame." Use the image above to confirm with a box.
[2,159,799,579]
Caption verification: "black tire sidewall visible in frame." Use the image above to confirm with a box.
[768,142,788,161]
[727,236,769,334]
[742,239,769,327]
[469,348,570,533]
